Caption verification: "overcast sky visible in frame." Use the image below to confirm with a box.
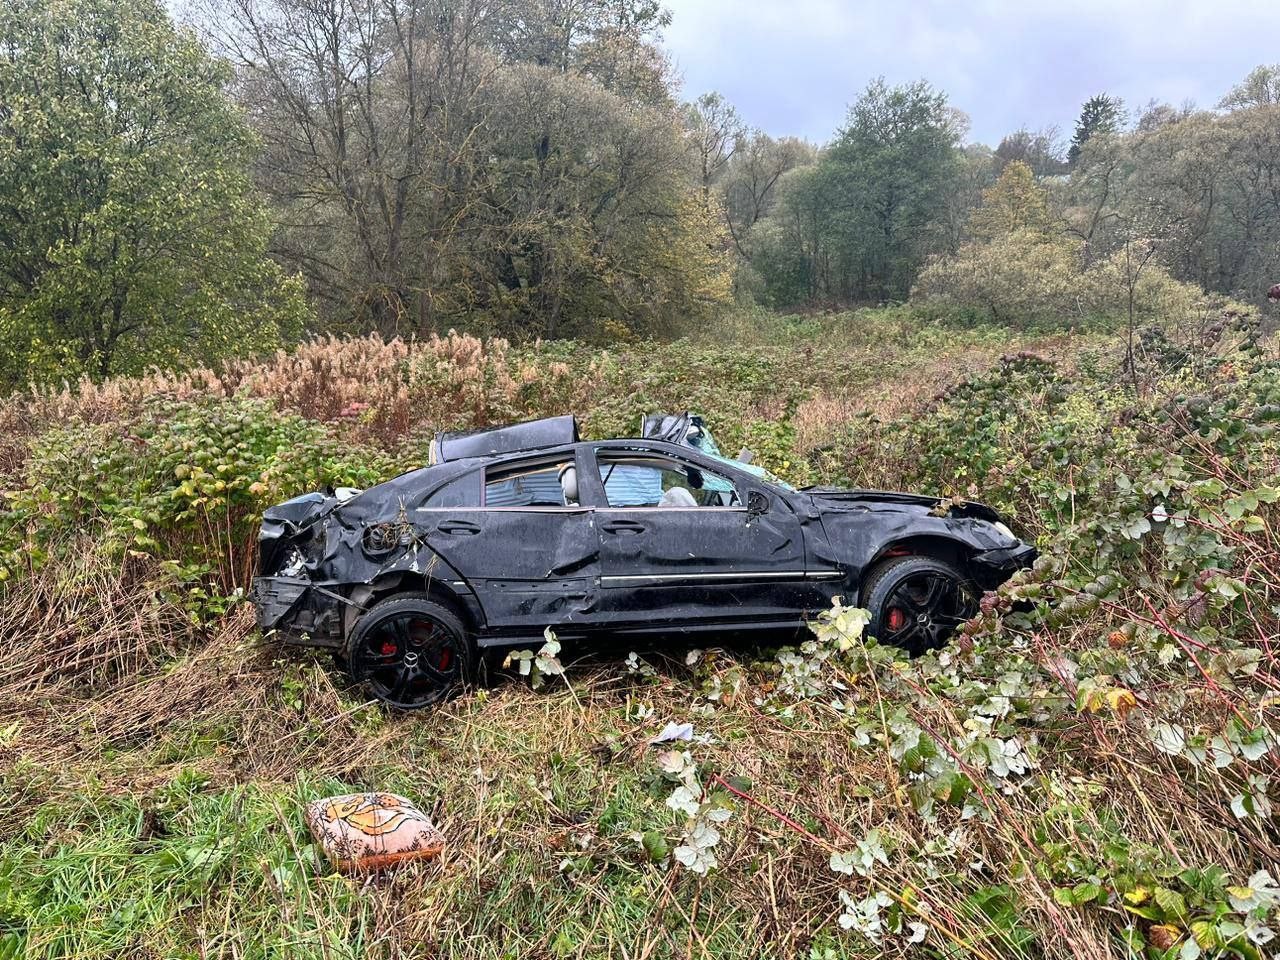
[661,0,1277,147]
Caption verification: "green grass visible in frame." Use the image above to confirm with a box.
[1,307,1278,959]
[0,638,888,959]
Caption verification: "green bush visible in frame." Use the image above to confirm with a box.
[0,396,400,596]
[912,231,1236,331]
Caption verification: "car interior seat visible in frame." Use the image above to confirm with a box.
[558,464,578,505]
[659,486,698,507]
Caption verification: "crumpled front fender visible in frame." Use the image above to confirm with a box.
[969,542,1039,586]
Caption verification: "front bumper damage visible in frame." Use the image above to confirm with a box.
[972,542,1039,585]
[252,575,347,647]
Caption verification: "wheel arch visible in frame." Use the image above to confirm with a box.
[343,572,482,644]
[858,534,977,604]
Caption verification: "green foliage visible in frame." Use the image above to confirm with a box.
[744,69,1280,317]
[913,227,1242,330]
[203,0,724,343]
[967,161,1053,241]
[1219,64,1280,109]
[471,66,735,338]
[752,79,963,306]
[994,127,1067,177]
[826,78,963,300]
[913,231,1094,327]
[1063,95,1280,309]
[0,0,309,387]
[0,396,396,601]
[787,321,1280,948]
[1068,93,1124,167]
[0,777,368,958]
[1,312,1278,958]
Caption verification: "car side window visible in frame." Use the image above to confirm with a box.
[596,454,741,508]
[484,458,576,507]
[421,472,481,509]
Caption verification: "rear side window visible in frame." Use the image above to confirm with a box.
[422,472,481,509]
[484,459,575,507]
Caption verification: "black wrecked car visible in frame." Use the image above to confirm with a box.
[252,414,1036,708]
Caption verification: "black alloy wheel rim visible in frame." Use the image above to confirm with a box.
[357,613,462,708]
[880,571,975,652]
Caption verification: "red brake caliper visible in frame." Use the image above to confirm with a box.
[438,648,453,671]
[887,608,906,631]
[380,639,397,657]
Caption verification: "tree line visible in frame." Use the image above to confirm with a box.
[729,78,1280,315]
[2,0,1278,384]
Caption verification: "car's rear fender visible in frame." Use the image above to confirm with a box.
[344,568,483,645]
[257,507,479,647]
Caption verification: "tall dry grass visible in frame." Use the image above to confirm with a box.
[3,332,607,453]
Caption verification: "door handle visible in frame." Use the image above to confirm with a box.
[601,519,646,535]
[437,519,481,536]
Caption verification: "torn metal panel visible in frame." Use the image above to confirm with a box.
[416,506,600,629]
[431,415,578,465]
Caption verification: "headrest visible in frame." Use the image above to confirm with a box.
[558,464,578,503]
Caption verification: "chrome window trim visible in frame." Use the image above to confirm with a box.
[414,506,594,513]
[594,506,747,513]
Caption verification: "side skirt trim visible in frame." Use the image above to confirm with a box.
[599,570,843,586]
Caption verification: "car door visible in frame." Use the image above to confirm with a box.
[583,445,818,628]
[415,450,599,635]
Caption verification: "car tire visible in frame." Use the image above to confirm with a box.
[861,556,978,657]
[346,594,475,710]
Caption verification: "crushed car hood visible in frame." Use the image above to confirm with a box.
[263,491,337,531]
[803,487,1002,523]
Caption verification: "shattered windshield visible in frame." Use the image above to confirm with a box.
[703,449,796,492]
[678,419,797,491]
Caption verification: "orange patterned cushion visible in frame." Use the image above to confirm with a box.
[305,792,444,873]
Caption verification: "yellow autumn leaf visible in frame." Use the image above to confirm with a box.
[1106,688,1137,720]
[1080,688,1106,713]
[1123,886,1150,905]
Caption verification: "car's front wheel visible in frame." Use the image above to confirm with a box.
[347,595,474,709]
[862,556,978,656]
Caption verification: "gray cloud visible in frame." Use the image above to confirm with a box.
[661,0,1276,146]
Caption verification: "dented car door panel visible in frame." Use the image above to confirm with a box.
[583,445,830,625]
[416,448,602,635]
[419,506,599,633]
[592,506,830,625]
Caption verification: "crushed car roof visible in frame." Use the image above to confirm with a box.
[427,410,760,477]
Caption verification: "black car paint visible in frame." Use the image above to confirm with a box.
[252,429,1036,654]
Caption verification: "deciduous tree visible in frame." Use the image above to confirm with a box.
[721,132,815,258]
[968,161,1053,241]
[683,92,745,199]
[815,79,962,301]
[0,0,307,384]
[993,127,1065,177]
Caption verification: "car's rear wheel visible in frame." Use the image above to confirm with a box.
[347,595,474,709]
[862,556,978,656]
